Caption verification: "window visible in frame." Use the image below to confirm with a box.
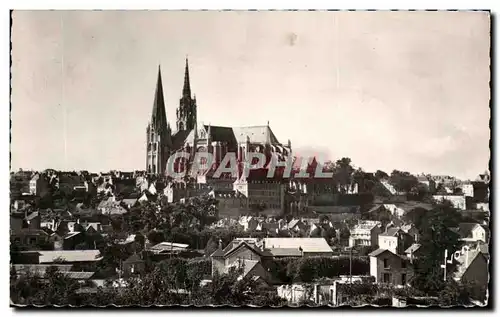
[401,273,407,285]
[383,273,391,284]
[383,258,390,269]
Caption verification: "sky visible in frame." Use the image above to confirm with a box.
[11,10,490,179]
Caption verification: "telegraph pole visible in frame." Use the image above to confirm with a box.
[440,249,448,281]
[349,246,353,284]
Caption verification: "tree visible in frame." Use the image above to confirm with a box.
[333,158,355,194]
[389,170,419,194]
[375,170,389,180]
[403,207,429,229]
[319,215,330,224]
[198,268,285,306]
[410,201,463,296]
[438,278,487,306]
[11,266,82,306]
[147,230,164,245]
[204,237,219,257]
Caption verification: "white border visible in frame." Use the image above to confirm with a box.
[2,0,497,316]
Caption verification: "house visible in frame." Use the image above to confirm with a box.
[29,173,50,197]
[260,238,333,257]
[401,224,420,243]
[10,213,25,231]
[14,250,102,265]
[11,229,50,247]
[136,176,149,193]
[38,250,102,264]
[98,197,128,215]
[62,231,86,250]
[57,173,87,196]
[244,217,261,232]
[13,199,28,211]
[122,253,146,276]
[210,239,273,283]
[471,180,489,203]
[457,223,489,243]
[453,248,488,286]
[397,202,434,215]
[147,242,189,255]
[368,249,413,286]
[460,183,475,198]
[404,243,422,263]
[287,218,309,234]
[382,204,405,218]
[416,175,436,193]
[348,220,382,248]
[378,227,414,255]
[474,202,490,212]
[150,183,159,195]
[49,233,64,250]
[121,197,138,210]
[12,264,73,276]
[432,194,466,210]
[138,193,149,203]
[380,180,398,195]
[277,276,375,306]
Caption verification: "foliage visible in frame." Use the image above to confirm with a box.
[438,278,488,306]
[269,256,370,283]
[389,170,419,194]
[204,237,219,256]
[10,259,283,307]
[361,204,393,228]
[410,201,463,296]
[375,170,389,180]
[197,268,286,306]
[333,158,355,194]
[10,267,82,306]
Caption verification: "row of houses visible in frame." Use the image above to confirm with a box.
[348,218,489,251]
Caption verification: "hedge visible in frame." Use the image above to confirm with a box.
[268,256,370,283]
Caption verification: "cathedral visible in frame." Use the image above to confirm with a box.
[146,59,292,182]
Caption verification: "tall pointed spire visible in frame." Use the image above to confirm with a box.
[182,57,191,97]
[151,65,167,131]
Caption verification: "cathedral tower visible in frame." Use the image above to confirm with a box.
[176,58,197,131]
[146,65,171,175]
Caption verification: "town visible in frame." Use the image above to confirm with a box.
[9,59,491,307]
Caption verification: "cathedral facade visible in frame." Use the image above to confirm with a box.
[145,59,292,183]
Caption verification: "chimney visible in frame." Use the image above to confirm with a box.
[218,239,222,250]
[262,240,266,250]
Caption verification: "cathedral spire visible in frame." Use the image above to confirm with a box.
[182,57,191,97]
[151,65,167,131]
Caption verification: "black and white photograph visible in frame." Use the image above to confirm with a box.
[8,10,491,307]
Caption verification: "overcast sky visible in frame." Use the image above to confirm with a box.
[11,11,490,179]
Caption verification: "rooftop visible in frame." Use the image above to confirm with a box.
[262,238,333,254]
[34,250,102,263]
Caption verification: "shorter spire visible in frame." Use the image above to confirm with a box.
[151,65,167,131]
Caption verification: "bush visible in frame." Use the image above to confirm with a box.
[270,256,370,283]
